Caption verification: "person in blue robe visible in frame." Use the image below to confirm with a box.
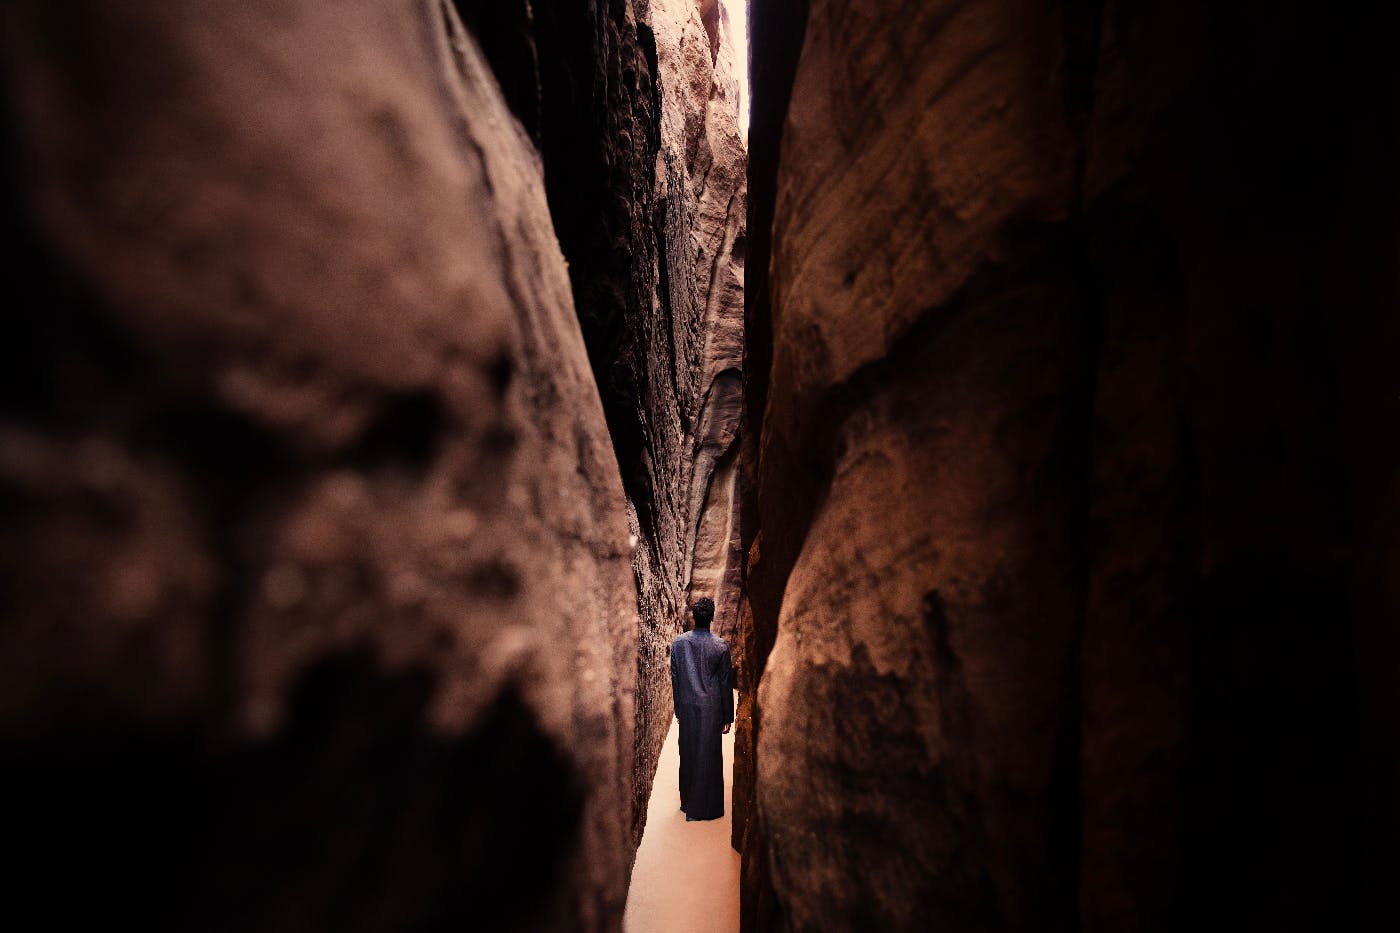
[669,597,734,821]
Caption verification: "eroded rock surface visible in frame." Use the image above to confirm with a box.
[741,0,1400,930]
[1,0,749,926]
[469,0,748,843]
[1,1,638,929]
[630,0,747,815]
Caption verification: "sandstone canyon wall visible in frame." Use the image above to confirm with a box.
[740,0,1399,930]
[463,0,746,844]
[0,0,743,930]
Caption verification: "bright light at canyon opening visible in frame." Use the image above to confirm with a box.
[722,0,750,141]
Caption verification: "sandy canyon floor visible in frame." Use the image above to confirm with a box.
[624,695,741,933]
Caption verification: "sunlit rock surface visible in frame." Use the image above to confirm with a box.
[740,0,1400,930]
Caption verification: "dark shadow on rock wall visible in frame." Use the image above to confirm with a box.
[2,648,584,932]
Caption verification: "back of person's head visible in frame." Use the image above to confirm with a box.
[691,597,715,629]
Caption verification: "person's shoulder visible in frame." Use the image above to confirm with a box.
[670,630,692,647]
[711,633,730,650]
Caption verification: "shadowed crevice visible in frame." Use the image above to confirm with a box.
[1,646,585,933]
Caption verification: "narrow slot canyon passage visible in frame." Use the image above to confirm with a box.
[2,1,1398,932]
[624,690,741,933]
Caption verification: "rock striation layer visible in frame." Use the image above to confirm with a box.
[467,0,747,845]
[1,1,641,929]
[741,0,1400,930]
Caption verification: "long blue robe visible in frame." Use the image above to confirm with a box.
[669,628,734,820]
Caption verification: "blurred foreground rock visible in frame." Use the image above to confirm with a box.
[1,1,639,929]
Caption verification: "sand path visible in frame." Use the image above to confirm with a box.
[623,697,740,933]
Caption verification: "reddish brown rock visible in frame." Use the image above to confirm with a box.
[650,0,748,644]
[741,0,1400,930]
[486,0,747,847]
[637,0,747,819]
[1,1,638,929]
[664,0,747,644]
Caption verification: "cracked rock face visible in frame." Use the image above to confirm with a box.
[742,0,1400,930]
[1,1,637,929]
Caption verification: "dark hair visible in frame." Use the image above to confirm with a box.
[691,597,715,627]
